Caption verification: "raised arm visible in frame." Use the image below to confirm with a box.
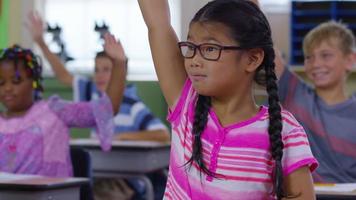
[138,0,187,107]
[27,12,73,86]
[103,33,127,114]
[274,48,286,80]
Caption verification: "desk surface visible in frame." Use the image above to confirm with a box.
[70,138,170,150]
[70,138,171,174]
[0,173,88,191]
[315,183,356,197]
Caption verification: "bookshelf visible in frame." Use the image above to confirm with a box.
[290,0,356,65]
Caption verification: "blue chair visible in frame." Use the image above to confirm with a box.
[70,147,93,200]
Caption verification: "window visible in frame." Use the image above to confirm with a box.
[259,0,290,13]
[43,0,180,80]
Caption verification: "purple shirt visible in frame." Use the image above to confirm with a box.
[0,95,113,177]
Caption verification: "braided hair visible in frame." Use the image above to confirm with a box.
[0,45,44,100]
[186,0,286,199]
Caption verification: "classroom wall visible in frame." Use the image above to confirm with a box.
[0,0,9,48]
[7,0,34,47]
[180,0,210,40]
[265,11,290,62]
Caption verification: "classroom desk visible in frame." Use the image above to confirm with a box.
[70,139,171,200]
[0,173,88,200]
[315,183,356,200]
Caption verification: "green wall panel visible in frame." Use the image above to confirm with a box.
[42,78,168,138]
[0,0,9,48]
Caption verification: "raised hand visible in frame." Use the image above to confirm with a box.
[137,0,186,107]
[103,32,127,64]
[26,11,45,44]
[103,33,128,114]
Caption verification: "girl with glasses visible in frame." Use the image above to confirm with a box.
[137,0,318,199]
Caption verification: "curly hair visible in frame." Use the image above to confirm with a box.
[0,44,44,100]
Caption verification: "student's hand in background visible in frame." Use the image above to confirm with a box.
[103,33,127,65]
[27,11,45,44]
[104,32,128,114]
[274,47,287,79]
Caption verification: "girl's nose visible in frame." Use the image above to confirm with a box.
[190,52,203,68]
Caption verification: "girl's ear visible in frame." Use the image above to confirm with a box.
[245,48,264,72]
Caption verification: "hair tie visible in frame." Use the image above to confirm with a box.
[15,70,20,78]
[28,62,34,68]
[33,81,38,89]
[26,54,32,61]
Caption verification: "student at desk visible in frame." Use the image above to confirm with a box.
[0,32,125,177]
[275,21,356,183]
[28,12,169,200]
[28,12,170,143]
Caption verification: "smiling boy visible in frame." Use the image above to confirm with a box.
[276,21,356,183]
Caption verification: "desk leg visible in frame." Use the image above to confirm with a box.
[138,175,154,200]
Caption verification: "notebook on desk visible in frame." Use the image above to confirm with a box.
[315,183,356,194]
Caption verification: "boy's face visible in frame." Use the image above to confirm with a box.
[304,39,354,90]
[94,56,113,92]
[0,61,34,114]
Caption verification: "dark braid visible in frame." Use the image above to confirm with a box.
[186,95,215,177]
[263,47,284,199]
[0,45,44,100]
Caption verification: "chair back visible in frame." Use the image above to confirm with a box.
[70,147,93,200]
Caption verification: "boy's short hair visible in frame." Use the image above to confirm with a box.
[303,21,356,56]
[95,51,110,59]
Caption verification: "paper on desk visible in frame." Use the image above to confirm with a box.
[0,172,41,182]
[315,183,356,193]
[70,138,169,147]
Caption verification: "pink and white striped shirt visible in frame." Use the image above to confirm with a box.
[164,79,318,200]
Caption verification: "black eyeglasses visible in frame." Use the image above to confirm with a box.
[178,41,245,61]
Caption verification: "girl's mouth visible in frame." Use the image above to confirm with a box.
[190,74,207,82]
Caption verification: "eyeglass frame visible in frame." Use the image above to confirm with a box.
[177,41,246,61]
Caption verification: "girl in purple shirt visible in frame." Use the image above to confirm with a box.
[0,33,127,177]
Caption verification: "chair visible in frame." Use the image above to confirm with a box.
[70,147,93,200]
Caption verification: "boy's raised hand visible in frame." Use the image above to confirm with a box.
[103,32,127,114]
[103,32,127,64]
[27,11,45,44]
